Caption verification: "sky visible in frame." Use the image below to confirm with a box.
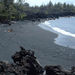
[25,0,75,6]
[15,0,75,6]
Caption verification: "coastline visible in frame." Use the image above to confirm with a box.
[39,17,75,49]
[27,20,75,70]
[0,20,75,70]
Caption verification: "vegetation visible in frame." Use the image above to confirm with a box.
[0,0,75,23]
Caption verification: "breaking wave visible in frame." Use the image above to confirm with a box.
[39,21,75,38]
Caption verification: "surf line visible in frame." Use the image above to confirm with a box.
[39,21,75,38]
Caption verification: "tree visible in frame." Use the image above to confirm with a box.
[17,0,25,4]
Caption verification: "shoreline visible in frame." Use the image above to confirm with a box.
[38,17,75,49]
[30,20,75,70]
[0,15,75,25]
[0,20,75,70]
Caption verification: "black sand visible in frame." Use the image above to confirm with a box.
[0,21,74,70]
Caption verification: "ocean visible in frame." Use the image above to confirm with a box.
[39,17,75,49]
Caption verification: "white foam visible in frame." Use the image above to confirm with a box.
[39,21,75,38]
[44,21,52,27]
[44,21,50,25]
[52,27,75,37]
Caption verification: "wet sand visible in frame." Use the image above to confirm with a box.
[0,21,75,70]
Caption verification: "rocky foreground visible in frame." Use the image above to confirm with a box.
[0,47,75,75]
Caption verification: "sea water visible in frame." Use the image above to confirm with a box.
[39,17,75,49]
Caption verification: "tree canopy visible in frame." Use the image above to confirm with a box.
[0,0,75,22]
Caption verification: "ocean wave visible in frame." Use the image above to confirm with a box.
[39,21,75,38]
[43,21,52,27]
[52,27,75,37]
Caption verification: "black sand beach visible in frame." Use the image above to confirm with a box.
[0,20,75,70]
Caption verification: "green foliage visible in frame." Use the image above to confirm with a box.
[19,13,27,20]
[0,0,75,21]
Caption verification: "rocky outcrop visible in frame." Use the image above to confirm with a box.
[0,47,75,75]
[0,46,43,75]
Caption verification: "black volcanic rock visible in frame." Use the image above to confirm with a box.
[0,47,75,75]
[11,46,43,75]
